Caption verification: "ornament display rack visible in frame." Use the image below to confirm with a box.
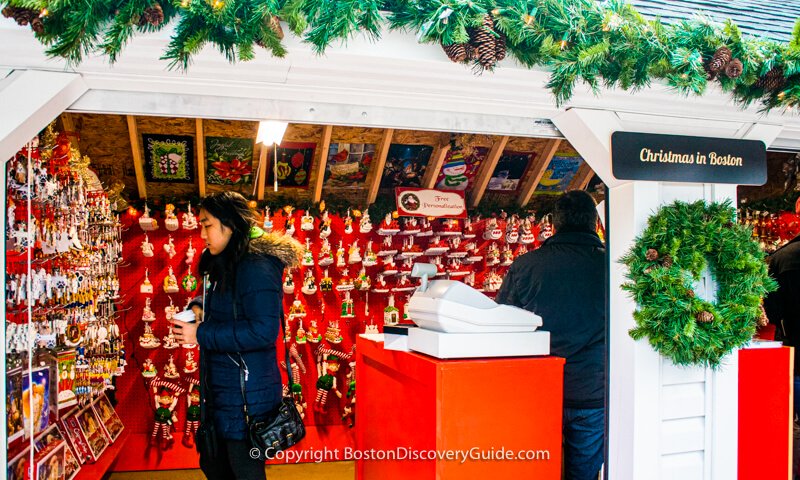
[738,207,800,253]
[5,125,128,480]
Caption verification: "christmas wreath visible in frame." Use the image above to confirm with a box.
[621,200,777,367]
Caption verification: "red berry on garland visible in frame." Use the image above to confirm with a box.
[645,248,659,261]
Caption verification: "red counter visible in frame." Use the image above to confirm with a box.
[355,336,565,480]
[738,346,794,480]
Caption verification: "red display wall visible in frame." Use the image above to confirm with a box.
[111,204,537,470]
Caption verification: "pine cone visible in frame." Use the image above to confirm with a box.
[645,248,659,261]
[4,6,38,27]
[755,67,786,92]
[687,290,695,298]
[661,255,673,268]
[1,6,14,18]
[139,3,164,27]
[495,31,507,62]
[470,15,498,69]
[30,16,44,34]
[708,46,732,73]
[724,58,743,79]
[758,305,769,327]
[442,43,468,63]
[268,15,284,40]
[696,311,714,323]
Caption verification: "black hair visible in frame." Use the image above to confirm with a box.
[197,191,258,290]
[552,190,598,234]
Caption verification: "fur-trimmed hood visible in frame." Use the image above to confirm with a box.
[248,232,303,268]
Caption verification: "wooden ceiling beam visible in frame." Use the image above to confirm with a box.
[568,162,594,191]
[366,128,395,204]
[195,118,207,197]
[312,125,334,203]
[422,133,451,189]
[126,115,147,199]
[469,135,509,208]
[517,138,562,207]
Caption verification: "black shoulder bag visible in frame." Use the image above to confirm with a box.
[195,276,218,459]
[233,294,305,461]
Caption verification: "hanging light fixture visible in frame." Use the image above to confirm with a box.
[257,120,289,192]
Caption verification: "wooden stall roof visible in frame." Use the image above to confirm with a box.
[61,113,598,211]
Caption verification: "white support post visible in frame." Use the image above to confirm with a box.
[552,108,783,480]
[0,68,88,469]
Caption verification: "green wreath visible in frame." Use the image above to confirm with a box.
[621,200,777,367]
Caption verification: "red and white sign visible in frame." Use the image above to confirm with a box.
[395,187,467,218]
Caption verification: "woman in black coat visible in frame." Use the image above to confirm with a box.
[172,191,302,479]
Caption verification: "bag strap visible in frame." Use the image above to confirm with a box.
[232,277,291,425]
[199,275,210,424]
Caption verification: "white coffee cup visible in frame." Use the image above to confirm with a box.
[173,309,197,323]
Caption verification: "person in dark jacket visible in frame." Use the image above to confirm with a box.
[496,190,606,480]
[171,191,302,480]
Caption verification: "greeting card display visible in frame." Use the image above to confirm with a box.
[91,394,125,442]
[22,367,51,439]
[7,447,31,480]
[75,404,108,462]
[7,367,24,443]
[60,413,91,464]
[34,441,65,480]
[34,424,81,480]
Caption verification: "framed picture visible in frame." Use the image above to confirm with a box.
[206,136,255,185]
[487,151,537,192]
[267,142,315,188]
[381,144,433,189]
[434,146,488,191]
[22,367,51,439]
[535,154,584,195]
[91,394,125,442]
[56,350,77,410]
[142,134,195,183]
[60,412,91,464]
[7,367,24,444]
[324,143,375,188]
[34,441,65,480]
[34,425,80,480]
[75,404,108,462]
[7,447,31,480]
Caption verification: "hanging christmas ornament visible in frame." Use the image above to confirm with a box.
[372,273,390,293]
[382,256,399,276]
[182,202,198,230]
[354,267,371,291]
[163,266,180,293]
[301,210,314,231]
[320,268,333,292]
[337,268,355,291]
[483,217,503,240]
[285,216,296,236]
[520,218,536,244]
[142,297,156,322]
[418,217,433,237]
[296,320,308,344]
[141,358,158,378]
[164,204,179,231]
[182,266,198,292]
[307,317,322,343]
[283,268,295,294]
[139,323,161,348]
[440,218,461,236]
[384,295,400,326]
[400,217,420,235]
[318,238,334,266]
[424,235,449,255]
[140,269,154,294]
[359,207,373,234]
[378,235,398,256]
[182,379,201,448]
[163,354,181,379]
[150,382,184,447]
[288,296,307,319]
[335,241,346,267]
[301,270,317,295]
[348,240,362,264]
[462,217,476,239]
[163,235,177,259]
[185,238,196,265]
[505,215,520,243]
[162,326,180,349]
[139,203,158,231]
[378,213,400,235]
[486,243,500,266]
[141,234,154,257]
[314,354,342,412]
[343,208,354,235]
[319,210,331,239]
[302,239,315,266]
[183,350,198,374]
[363,240,378,267]
[393,273,416,292]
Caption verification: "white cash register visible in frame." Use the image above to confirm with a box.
[402,263,550,359]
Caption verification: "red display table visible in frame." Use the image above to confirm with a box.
[738,345,793,480]
[355,336,564,480]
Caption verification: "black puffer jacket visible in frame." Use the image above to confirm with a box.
[195,232,302,440]
[496,231,606,409]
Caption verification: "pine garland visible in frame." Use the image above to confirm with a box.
[620,201,777,368]
[6,0,800,111]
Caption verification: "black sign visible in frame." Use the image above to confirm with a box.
[611,132,767,185]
